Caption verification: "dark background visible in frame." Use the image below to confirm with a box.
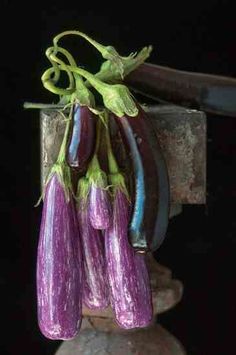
[1,0,236,354]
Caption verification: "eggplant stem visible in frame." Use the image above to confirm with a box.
[86,118,102,178]
[23,102,65,109]
[57,105,74,164]
[52,30,124,76]
[104,111,119,175]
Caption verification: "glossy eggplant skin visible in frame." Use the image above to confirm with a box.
[77,184,109,310]
[67,104,95,169]
[125,63,236,117]
[89,184,111,230]
[37,174,82,340]
[113,105,170,252]
[105,189,153,329]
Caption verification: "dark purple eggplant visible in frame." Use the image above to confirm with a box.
[113,105,170,252]
[76,177,109,310]
[37,173,82,340]
[125,63,236,117]
[105,188,153,329]
[67,104,95,169]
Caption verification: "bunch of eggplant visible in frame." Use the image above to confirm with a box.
[27,30,170,340]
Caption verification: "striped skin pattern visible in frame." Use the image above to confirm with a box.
[77,198,109,310]
[105,189,153,329]
[37,174,82,340]
[89,184,111,230]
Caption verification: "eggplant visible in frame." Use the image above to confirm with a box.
[113,105,170,252]
[105,188,153,329]
[86,119,112,230]
[67,104,95,169]
[77,177,109,310]
[37,173,82,340]
[125,62,236,117]
[88,179,111,229]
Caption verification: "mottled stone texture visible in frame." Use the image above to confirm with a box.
[55,325,186,355]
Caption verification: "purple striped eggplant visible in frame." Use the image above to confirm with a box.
[88,179,111,229]
[67,104,95,169]
[105,187,153,329]
[77,177,109,309]
[37,173,82,340]
[85,116,111,230]
[113,105,170,252]
[86,149,111,229]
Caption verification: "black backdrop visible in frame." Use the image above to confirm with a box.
[1,1,236,354]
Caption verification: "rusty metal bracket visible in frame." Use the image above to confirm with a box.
[40,105,206,206]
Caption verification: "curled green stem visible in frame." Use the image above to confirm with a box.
[54,46,77,67]
[53,30,125,76]
[47,53,108,93]
[45,47,61,84]
[41,67,74,96]
[45,47,75,90]
[45,48,95,107]
[42,35,139,116]
[42,45,80,96]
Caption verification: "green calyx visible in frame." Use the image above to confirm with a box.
[76,177,90,208]
[71,73,95,108]
[102,84,138,118]
[86,155,108,188]
[77,177,90,198]
[93,45,153,84]
[109,172,129,199]
[47,162,73,203]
